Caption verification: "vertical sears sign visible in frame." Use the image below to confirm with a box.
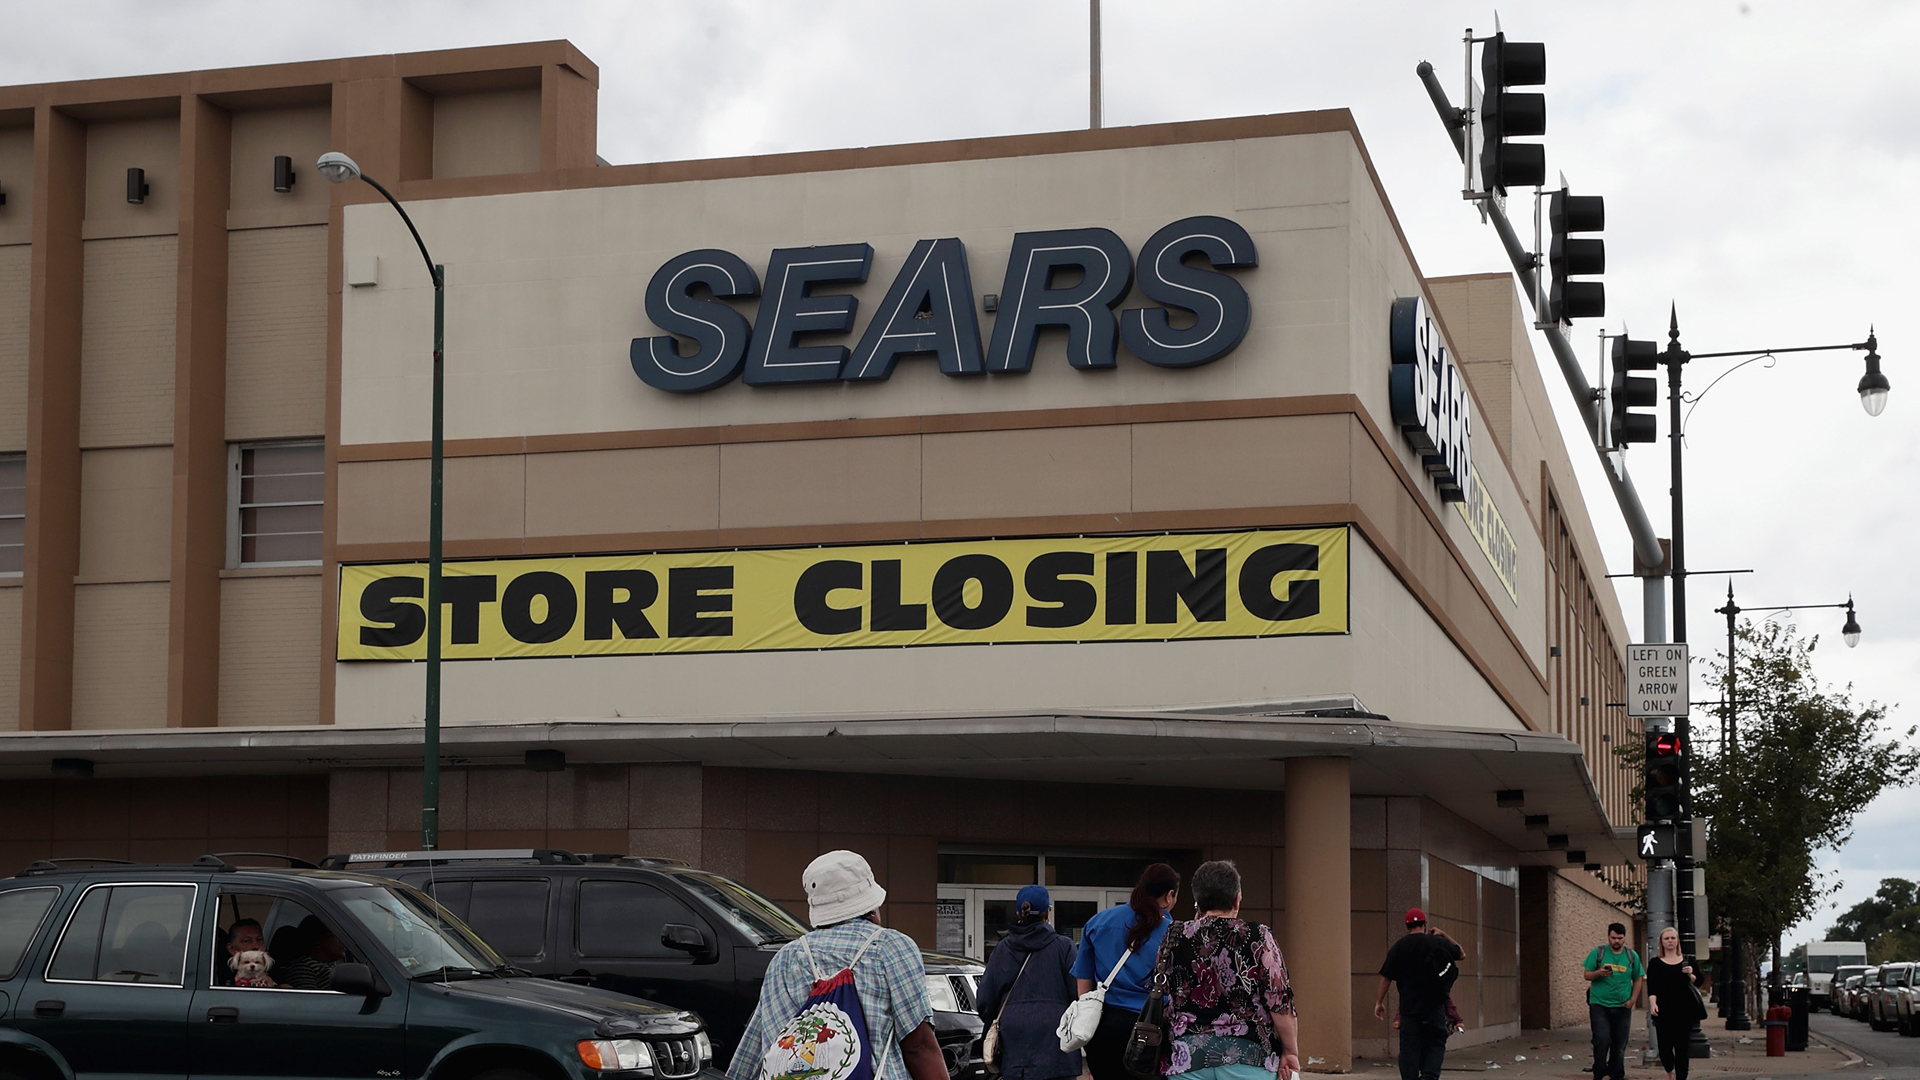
[1388,296,1473,503]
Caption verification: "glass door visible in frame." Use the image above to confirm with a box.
[936,886,1130,961]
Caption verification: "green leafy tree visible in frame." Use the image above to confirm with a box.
[1828,878,1920,963]
[1692,620,1918,1009]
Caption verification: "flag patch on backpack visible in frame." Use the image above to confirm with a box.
[760,926,884,1080]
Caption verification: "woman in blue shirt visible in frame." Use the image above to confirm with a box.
[1071,864,1182,1080]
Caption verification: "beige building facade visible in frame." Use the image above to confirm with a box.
[0,42,1638,1062]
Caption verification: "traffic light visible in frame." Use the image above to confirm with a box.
[1609,336,1660,445]
[1478,34,1547,194]
[1645,731,1688,822]
[1548,191,1605,322]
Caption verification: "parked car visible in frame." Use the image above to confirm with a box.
[1832,965,1872,1014]
[0,855,719,1080]
[1869,963,1901,1030]
[1853,967,1882,1021]
[332,849,986,1079]
[1872,961,1915,1035]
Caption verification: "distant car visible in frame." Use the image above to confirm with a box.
[1854,967,1881,1021]
[1832,965,1872,1014]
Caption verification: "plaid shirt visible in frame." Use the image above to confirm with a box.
[729,920,933,1080]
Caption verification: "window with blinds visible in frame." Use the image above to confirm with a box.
[230,441,323,566]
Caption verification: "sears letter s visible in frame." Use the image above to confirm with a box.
[632,249,761,394]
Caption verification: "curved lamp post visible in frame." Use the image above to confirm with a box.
[319,151,446,850]
[1657,311,1885,1034]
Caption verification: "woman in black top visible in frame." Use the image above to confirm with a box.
[1646,927,1706,1080]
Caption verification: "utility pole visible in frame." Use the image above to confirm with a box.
[1089,0,1102,129]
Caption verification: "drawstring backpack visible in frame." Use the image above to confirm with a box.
[759,924,887,1080]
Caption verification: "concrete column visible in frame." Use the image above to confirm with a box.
[1286,756,1352,1072]
[19,104,86,731]
[166,94,231,727]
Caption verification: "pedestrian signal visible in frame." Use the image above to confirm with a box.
[1644,730,1687,822]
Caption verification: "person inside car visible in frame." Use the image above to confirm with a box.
[224,918,272,986]
[279,915,349,990]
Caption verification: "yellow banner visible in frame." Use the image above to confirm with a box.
[337,527,1348,661]
[1455,464,1518,602]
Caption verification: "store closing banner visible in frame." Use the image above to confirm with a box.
[337,527,1349,661]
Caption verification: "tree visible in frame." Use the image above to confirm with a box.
[1692,619,1918,1011]
[1828,878,1919,941]
[1829,878,1920,963]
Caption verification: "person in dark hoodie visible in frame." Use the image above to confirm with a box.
[976,885,1081,1080]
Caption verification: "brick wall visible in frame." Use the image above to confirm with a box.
[0,774,329,874]
[1550,870,1635,1028]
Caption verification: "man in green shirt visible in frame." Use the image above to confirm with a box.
[1583,923,1646,1080]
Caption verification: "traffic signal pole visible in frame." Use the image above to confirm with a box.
[1415,62,1668,591]
[1419,58,1692,1057]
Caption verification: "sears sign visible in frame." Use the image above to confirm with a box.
[631,217,1257,393]
[1388,296,1473,504]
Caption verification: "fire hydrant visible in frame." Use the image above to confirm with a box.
[1765,1004,1792,1056]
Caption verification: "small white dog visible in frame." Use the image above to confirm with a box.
[229,949,276,988]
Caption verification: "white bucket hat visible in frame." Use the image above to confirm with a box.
[804,850,888,928]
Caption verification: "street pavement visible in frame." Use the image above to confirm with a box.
[1785,1010,1920,1080]
[1349,1008,1879,1079]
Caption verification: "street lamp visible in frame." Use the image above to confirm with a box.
[1652,310,1884,1033]
[1858,336,1890,416]
[319,151,447,851]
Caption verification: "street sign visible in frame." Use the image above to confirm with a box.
[1628,643,1690,717]
[1637,823,1679,860]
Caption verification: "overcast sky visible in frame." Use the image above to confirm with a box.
[6,0,1913,946]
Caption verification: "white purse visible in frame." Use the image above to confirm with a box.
[1057,946,1134,1052]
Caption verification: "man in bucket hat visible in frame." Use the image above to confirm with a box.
[730,850,948,1080]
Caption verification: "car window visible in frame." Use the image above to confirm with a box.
[48,884,195,985]
[209,890,354,990]
[0,887,61,980]
[465,880,549,959]
[334,884,501,976]
[424,880,472,920]
[666,870,806,944]
[577,880,703,959]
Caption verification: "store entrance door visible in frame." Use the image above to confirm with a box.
[936,886,1130,961]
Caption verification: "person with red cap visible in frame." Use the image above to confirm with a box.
[1373,908,1463,1080]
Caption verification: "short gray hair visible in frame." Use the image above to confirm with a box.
[1191,860,1242,912]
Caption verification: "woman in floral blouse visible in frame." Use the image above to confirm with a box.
[1151,860,1301,1080]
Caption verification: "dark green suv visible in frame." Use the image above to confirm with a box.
[0,856,721,1080]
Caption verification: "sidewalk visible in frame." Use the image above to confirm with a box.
[1352,1011,1856,1077]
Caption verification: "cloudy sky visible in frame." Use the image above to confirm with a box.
[6,0,1913,944]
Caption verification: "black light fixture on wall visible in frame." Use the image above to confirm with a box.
[273,155,295,193]
[126,167,149,204]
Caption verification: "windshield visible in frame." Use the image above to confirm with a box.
[333,884,504,976]
[669,870,808,944]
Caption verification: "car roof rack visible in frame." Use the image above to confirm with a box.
[17,857,139,876]
[581,854,694,869]
[317,848,585,869]
[199,852,320,870]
